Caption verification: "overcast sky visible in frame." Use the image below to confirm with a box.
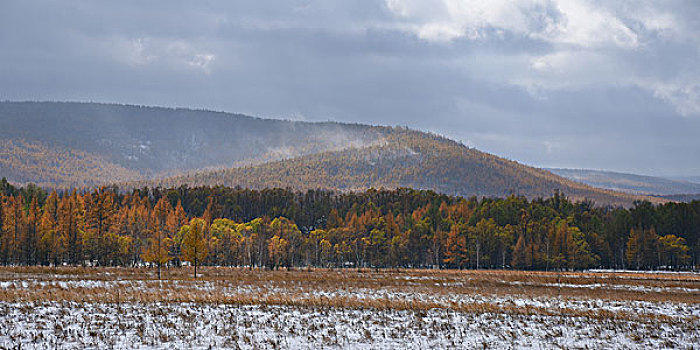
[1,1,699,176]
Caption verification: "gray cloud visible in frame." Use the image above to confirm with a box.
[1,0,698,176]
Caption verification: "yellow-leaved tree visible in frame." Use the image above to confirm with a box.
[180,218,208,279]
[142,197,173,279]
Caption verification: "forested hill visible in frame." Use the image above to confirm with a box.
[0,101,384,187]
[1,101,661,206]
[140,129,660,207]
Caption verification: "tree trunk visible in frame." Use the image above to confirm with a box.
[476,243,480,270]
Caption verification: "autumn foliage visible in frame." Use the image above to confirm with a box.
[0,178,697,271]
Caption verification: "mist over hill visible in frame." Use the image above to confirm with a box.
[0,101,384,187]
[141,129,656,207]
[0,101,662,206]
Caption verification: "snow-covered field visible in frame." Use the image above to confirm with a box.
[0,267,698,349]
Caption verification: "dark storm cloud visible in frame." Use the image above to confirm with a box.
[1,0,698,176]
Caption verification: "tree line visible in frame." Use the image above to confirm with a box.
[1,178,698,274]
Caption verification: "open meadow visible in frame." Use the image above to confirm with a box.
[0,267,698,349]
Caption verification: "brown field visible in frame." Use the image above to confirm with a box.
[2,267,698,306]
[0,267,698,349]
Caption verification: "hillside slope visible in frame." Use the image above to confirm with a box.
[0,138,140,188]
[1,101,662,206]
[145,130,661,207]
[547,168,700,196]
[0,101,385,186]
[669,175,700,185]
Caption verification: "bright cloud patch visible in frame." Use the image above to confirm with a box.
[112,37,216,73]
[384,0,643,48]
[653,83,700,117]
[385,0,699,116]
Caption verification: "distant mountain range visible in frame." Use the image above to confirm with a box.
[546,168,700,197]
[0,101,664,206]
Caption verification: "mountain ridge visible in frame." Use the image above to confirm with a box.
[0,101,664,206]
[547,168,700,196]
[134,129,663,207]
[0,101,386,186]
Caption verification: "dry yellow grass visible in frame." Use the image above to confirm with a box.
[1,266,699,349]
[1,266,697,324]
